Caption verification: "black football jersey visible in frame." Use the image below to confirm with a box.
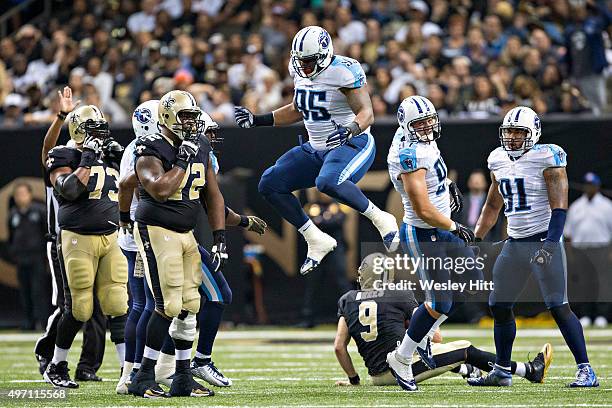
[45,145,119,235]
[338,289,418,376]
[134,133,212,232]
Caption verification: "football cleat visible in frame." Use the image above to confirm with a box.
[191,359,232,387]
[169,372,215,397]
[300,233,337,275]
[568,364,599,388]
[116,363,133,395]
[386,349,417,391]
[128,370,169,398]
[43,361,79,389]
[460,364,482,379]
[36,354,50,375]
[525,343,553,383]
[371,211,400,252]
[416,337,436,370]
[467,366,512,386]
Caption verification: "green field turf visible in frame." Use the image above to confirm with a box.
[0,326,610,407]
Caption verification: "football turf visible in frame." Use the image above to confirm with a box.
[0,326,610,407]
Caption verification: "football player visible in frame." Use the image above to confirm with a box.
[385,96,476,391]
[43,105,128,388]
[127,91,226,398]
[235,26,399,275]
[470,107,599,387]
[334,253,552,386]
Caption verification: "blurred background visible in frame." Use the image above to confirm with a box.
[0,0,610,329]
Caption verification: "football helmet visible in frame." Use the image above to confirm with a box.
[132,100,159,139]
[499,106,541,158]
[158,90,204,140]
[397,96,440,143]
[357,252,395,290]
[67,105,109,144]
[290,26,334,79]
[199,109,221,147]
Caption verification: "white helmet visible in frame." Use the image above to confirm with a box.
[397,96,440,143]
[290,26,334,79]
[132,100,159,139]
[499,106,541,158]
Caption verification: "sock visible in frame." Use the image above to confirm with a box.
[197,301,225,357]
[399,305,437,359]
[262,191,309,228]
[125,306,142,364]
[133,362,141,370]
[494,319,516,368]
[140,312,172,373]
[494,363,511,372]
[174,338,193,374]
[122,361,134,379]
[194,351,211,360]
[55,311,83,350]
[417,314,447,348]
[51,345,69,364]
[361,201,382,220]
[298,220,317,238]
[514,362,526,377]
[551,306,589,365]
[135,308,153,364]
[161,333,175,355]
[465,345,518,373]
[115,342,126,368]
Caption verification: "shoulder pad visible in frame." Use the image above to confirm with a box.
[46,146,78,171]
[487,147,508,171]
[134,133,166,159]
[529,144,567,168]
[329,56,366,88]
[399,143,436,172]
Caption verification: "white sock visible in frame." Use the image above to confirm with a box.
[143,346,160,362]
[494,363,511,372]
[194,351,211,360]
[299,219,323,242]
[397,332,418,362]
[175,348,191,361]
[51,346,69,364]
[458,364,469,376]
[115,342,126,368]
[417,314,447,349]
[122,361,134,378]
[157,351,175,365]
[361,201,382,220]
[133,362,141,370]
[515,362,526,377]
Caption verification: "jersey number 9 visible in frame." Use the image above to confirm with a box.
[359,301,378,342]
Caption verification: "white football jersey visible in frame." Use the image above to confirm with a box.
[290,55,369,151]
[387,127,451,228]
[118,139,138,252]
[488,144,567,239]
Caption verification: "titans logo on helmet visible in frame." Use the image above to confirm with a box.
[534,116,541,131]
[397,106,405,125]
[134,108,152,124]
[318,30,330,49]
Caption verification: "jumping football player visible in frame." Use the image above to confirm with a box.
[385,96,476,391]
[334,253,552,386]
[470,106,599,387]
[127,91,225,398]
[235,26,399,274]
[44,105,128,388]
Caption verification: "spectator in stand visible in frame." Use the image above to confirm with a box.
[1,93,25,127]
[463,75,500,118]
[127,0,158,35]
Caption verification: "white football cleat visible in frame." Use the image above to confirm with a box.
[371,211,400,252]
[300,233,337,275]
[386,350,417,391]
[116,362,133,395]
[191,360,232,387]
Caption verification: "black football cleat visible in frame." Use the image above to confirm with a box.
[169,372,215,397]
[128,369,168,399]
[525,343,553,383]
[75,368,102,382]
[43,361,79,388]
[36,354,50,375]
[416,337,436,370]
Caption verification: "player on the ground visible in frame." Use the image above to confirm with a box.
[385,96,476,391]
[469,106,599,388]
[43,105,128,388]
[334,253,552,386]
[235,26,399,275]
[127,91,226,398]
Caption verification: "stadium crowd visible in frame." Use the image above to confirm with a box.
[0,0,611,127]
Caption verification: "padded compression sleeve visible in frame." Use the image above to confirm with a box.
[55,173,87,201]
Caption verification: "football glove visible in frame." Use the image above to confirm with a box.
[174,140,199,170]
[325,121,361,149]
[211,230,228,272]
[447,179,464,214]
[235,106,255,128]
[102,137,124,165]
[119,211,133,236]
[530,241,556,266]
[80,134,104,167]
[245,215,267,235]
[451,221,475,243]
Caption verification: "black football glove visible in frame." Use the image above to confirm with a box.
[530,240,557,266]
[211,230,228,272]
[102,137,124,166]
[451,221,475,244]
[447,179,464,214]
[235,106,255,128]
[174,140,199,170]
[326,121,361,149]
[243,215,267,235]
[80,134,104,168]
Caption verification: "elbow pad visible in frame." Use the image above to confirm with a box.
[55,173,87,200]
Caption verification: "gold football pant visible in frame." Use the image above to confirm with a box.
[59,230,128,322]
[370,340,471,385]
[134,223,202,317]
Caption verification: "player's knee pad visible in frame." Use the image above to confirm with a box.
[70,290,94,322]
[549,303,572,322]
[99,284,129,317]
[109,314,127,344]
[169,312,197,342]
[490,304,514,324]
[65,258,95,322]
[181,291,200,314]
[315,173,337,195]
[258,167,279,196]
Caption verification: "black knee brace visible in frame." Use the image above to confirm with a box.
[109,314,127,344]
[490,305,514,323]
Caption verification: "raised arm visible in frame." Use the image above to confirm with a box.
[135,156,186,202]
[41,87,80,165]
[235,101,303,128]
[334,316,360,386]
[474,172,504,240]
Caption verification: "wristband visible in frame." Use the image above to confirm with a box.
[57,111,68,121]
[174,159,189,171]
[347,121,361,136]
[212,229,226,244]
[449,221,457,232]
[253,112,274,127]
[120,211,132,223]
[349,374,360,385]
[239,215,250,227]
[79,149,98,168]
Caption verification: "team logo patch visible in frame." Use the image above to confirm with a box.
[398,106,405,124]
[534,116,541,130]
[318,30,330,49]
[403,158,413,169]
[162,97,176,110]
[134,108,152,124]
